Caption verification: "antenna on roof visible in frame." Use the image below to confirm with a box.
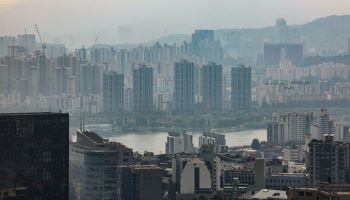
[82,110,85,132]
[79,108,82,132]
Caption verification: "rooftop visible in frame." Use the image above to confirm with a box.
[252,189,287,200]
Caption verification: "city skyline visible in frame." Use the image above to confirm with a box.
[1,0,350,45]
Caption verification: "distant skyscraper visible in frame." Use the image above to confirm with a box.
[231,65,251,111]
[117,165,163,200]
[201,62,223,111]
[0,112,69,200]
[103,72,124,112]
[347,37,350,53]
[174,60,194,113]
[275,18,288,44]
[118,25,133,44]
[133,65,153,113]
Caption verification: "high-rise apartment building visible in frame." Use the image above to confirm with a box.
[268,112,313,145]
[308,135,350,186]
[17,34,36,55]
[199,132,226,148]
[117,165,163,200]
[267,121,286,145]
[0,112,69,200]
[264,43,303,66]
[174,60,194,113]
[311,108,335,140]
[133,65,153,113]
[192,30,214,56]
[231,65,251,111]
[201,62,223,111]
[70,130,133,200]
[166,132,194,154]
[103,71,124,112]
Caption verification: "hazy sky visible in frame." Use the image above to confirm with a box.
[1,0,349,44]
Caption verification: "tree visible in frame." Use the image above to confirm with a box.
[251,138,261,150]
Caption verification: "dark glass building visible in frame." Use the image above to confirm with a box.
[231,65,251,111]
[174,60,195,113]
[103,71,124,112]
[117,165,163,200]
[0,112,69,200]
[133,65,154,113]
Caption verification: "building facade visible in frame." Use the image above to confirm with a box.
[308,135,350,186]
[0,112,69,200]
[117,165,163,200]
[103,71,124,112]
[70,130,133,200]
[231,65,251,111]
[174,60,194,113]
[201,62,223,111]
[133,65,154,113]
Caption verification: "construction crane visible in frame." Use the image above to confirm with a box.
[35,24,46,56]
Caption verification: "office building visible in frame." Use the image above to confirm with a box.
[117,165,163,200]
[165,132,194,154]
[0,112,69,200]
[103,71,124,112]
[266,173,307,190]
[133,65,153,113]
[172,155,197,192]
[231,65,252,111]
[70,130,133,200]
[174,60,194,113]
[198,145,221,191]
[201,62,223,111]
[180,159,212,194]
[308,135,350,186]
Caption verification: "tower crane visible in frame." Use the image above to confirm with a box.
[35,24,46,56]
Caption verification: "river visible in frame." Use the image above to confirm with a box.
[109,129,266,154]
